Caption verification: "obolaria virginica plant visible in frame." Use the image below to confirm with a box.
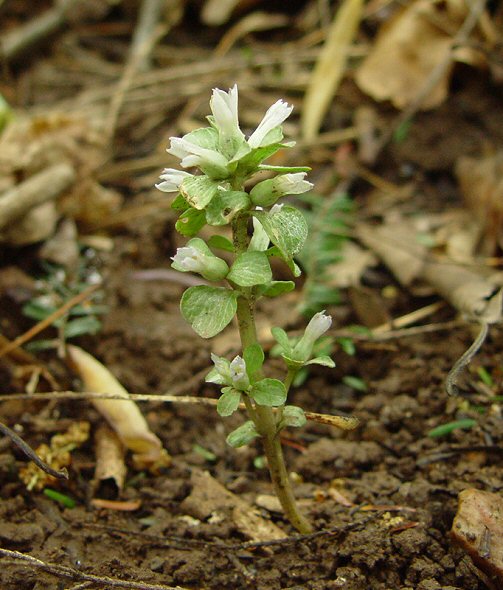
[157,85,338,533]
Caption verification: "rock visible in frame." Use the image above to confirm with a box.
[451,488,503,587]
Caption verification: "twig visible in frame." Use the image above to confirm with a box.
[0,0,77,63]
[0,390,356,429]
[0,163,75,230]
[0,283,100,360]
[0,421,68,480]
[446,321,489,396]
[0,547,186,590]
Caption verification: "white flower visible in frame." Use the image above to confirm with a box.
[206,353,232,384]
[293,311,332,361]
[155,168,192,192]
[230,356,249,390]
[250,173,312,206]
[210,86,244,142]
[171,245,206,273]
[274,173,313,195]
[248,100,293,148]
[167,137,229,177]
[270,203,284,215]
[304,311,332,341]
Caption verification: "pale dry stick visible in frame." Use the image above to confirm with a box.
[446,321,489,396]
[0,390,358,430]
[373,0,488,157]
[0,0,77,62]
[371,301,446,334]
[0,547,187,590]
[333,319,464,343]
[0,163,75,230]
[0,283,100,360]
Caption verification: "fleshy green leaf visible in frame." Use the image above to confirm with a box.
[305,355,336,368]
[342,375,367,392]
[250,378,287,406]
[234,143,284,174]
[271,327,291,352]
[171,194,189,211]
[281,405,307,428]
[175,208,206,237]
[181,286,238,338]
[64,317,102,338]
[258,165,311,173]
[205,190,250,226]
[226,420,260,447]
[207,235,235,252]
[217,387,241,417]
[184,127,219,150]
[180,175,220,210]
[254,206,308,260]
[243,343,264,382]
[227,251,272,287]
[260,281,295,298]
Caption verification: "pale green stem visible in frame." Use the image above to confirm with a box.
[232,214,312,534]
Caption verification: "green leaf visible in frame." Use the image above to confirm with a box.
[180,286,238,338]
[336,337,356,356]
[207,235,235,252]
[205,190,250,226]
[217,387,241,417]
[171,194,189,211]
[260,281,295,298]
[258,165,311,173]
[64,317,102,338]
[281,405,306,428]
[175,208,206,237]
[243,344,264,381]
[428,419,477,438]
[180,176,220,210]
[254,206,308,260]
[43,488,76,508]
[342,376,367,392]
[250,378,287,406]
[305,355,335,368]
[227,252,272,287]
[234,143,283,174]
[226,420,260,448]
[271,327,291,352]
[184,127,219,150]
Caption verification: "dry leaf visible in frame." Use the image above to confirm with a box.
[94,425,127,492]
[67,345,166,466]
[302,0,364,140]
[456,152,503,255]
[355,0,468,109]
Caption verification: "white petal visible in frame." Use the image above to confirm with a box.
[155,169,192,192]
[248,100,293,148]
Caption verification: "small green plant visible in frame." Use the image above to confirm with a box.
[22,259,105,351]
[157,85,340,533]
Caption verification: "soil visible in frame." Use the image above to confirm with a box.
[1,2,503,589]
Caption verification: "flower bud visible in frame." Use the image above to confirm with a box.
[167,136,229,179]
[206,353,232,384]
[171,238,229,282]
[292,311,332,362]
[230,356,250,390]
[250,173,313,206]
[155,169,192,193]
[210,85,245,158]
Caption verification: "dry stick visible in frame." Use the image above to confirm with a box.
[0,547,187,590]
[0,0,77,62]
[446,321,489,396]
[373,0,488,156]
[0,163,75,230]
[0,390,358,430]
[0,420,68,481]
[0,283,100,360]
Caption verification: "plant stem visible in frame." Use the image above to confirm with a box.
[232,214,312,534]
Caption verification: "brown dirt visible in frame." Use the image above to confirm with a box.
[1,2,503,589]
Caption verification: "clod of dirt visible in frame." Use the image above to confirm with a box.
[180,469,285,542]
[451,488,503,588]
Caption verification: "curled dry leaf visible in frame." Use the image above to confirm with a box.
[94,425,126,493]
[67,345,167,467]
[355,0,477,109]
